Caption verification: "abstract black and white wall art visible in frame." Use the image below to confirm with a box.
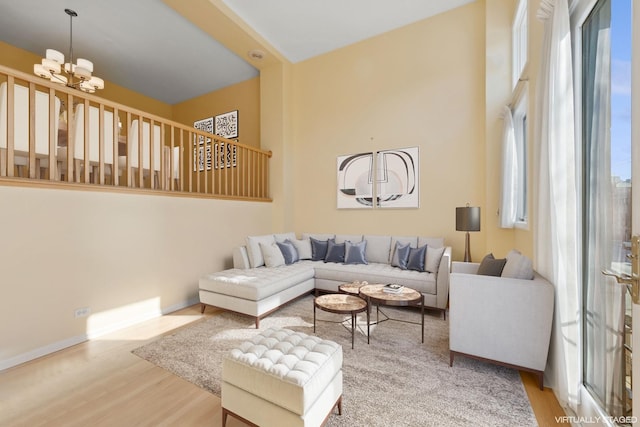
[337,152,374,209]
[193,117,213,171]
[376,147,419,208]
[214,142,237,169]
[337,147,419,209]
[214,110,239,139]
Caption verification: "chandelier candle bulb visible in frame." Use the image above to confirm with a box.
[46,49,64,63]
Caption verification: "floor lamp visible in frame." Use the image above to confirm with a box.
[456,205,481,262]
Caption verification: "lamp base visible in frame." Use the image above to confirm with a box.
[463,231,472,262]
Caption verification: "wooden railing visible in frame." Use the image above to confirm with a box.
[0,65,271,200]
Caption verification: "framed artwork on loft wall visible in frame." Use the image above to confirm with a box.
[214,110,239,139]
[193,117,213,172]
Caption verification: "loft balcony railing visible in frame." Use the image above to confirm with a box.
[0,65,271,200]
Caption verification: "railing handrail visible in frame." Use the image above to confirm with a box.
[0,64,271,158]
[0,64,271,200]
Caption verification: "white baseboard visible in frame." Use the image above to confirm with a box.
[0,297,200,372]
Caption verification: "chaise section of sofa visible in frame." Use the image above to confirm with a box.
[199,233,452,327]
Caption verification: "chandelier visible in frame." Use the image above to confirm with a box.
[33,8,104,93]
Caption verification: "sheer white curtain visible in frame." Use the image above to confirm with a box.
[534,0,580,409]
[500,106,517,228]
[582,1,625,414]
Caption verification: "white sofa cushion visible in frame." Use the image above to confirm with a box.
[290,238,312,260]
[246,234,276,268]
[334,234,363,243]
[418,237,445,248]
[200,262,315,301]
[223,327,343,416]
[502,249,534,280]
[274,232,297,242]
[425,246,446,274]
[363,235,392,264]
[302,233,335,241]
[260,242,286,268]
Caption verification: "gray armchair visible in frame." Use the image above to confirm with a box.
[448,261,554,389]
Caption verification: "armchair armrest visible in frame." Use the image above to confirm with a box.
[451,261,479,275]
[434,247,452,310]
[449,271,554,374]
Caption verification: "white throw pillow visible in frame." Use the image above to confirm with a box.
[246,235,276,268]
[501,249,534,279]
[364,235,392,264]
[290,238,312,260]
[274,232,296,242]
[259,242,285,268]
[425,246,446,273]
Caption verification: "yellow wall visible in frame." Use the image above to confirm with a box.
[172,77,261,148]
[289,3,488,261]
[484,0,518,257]
[0,185,272,368]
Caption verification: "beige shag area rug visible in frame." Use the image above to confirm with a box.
[133,295,536,426]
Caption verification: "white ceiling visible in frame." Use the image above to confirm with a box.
[222,0,476,63]
[0,0,475,104]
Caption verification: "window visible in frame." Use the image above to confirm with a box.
[512,0,528,88]
[512,90,528,224]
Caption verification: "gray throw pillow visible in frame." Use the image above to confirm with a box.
[344,240,368,265]
[477,253,507,276]
[390,242,411,270]
[276,240,299,265]
[407,245,427,272]
[324,238,345,263]
[310,237,328,261]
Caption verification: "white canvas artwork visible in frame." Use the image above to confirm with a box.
[193,117,213,171]
[376,147,419,208]
[337,152,374,209]
[336,147,419,209]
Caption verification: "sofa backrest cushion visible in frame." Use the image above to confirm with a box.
[274,232,296,242]
[418,237,445,248]
[335,234,363,243]
[302,233,335,241]
[246,234,276,268]
[363,235,392,264]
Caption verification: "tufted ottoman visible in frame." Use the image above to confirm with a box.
[222,327,343,427]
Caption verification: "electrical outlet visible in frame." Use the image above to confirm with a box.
[74,307,91,318]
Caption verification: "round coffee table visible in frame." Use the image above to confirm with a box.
[314,294,367,349]
[358,284,424,344]
[338,281,368,296]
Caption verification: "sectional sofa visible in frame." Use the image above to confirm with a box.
[199,232,452,327]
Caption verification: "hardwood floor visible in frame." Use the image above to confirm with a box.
[0,305,566,426]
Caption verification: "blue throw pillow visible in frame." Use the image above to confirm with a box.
[310,237,329,261]
[344,240,368,265]
[390,242,411,270]
[407,244,427,272]
[324,238,345,263]
[276,240,299,265]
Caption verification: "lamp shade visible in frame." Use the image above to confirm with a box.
[456,206,481,232]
